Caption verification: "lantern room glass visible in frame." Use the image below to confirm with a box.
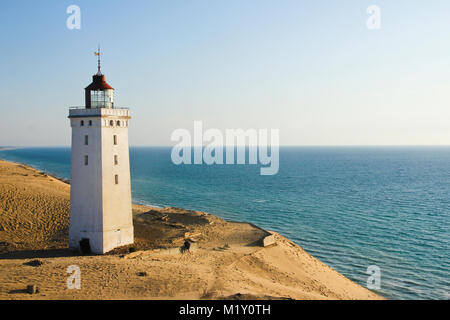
[90,89,114,108]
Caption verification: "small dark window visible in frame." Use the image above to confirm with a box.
[114,155,118,165]
[84,155,88,166]
[110,120,114,126]
[88,120,92,126]
[113,135,117,145]
[84,135,88,145]
[80,120,84,126]
[114,174,119,184]
[116,120,120,126]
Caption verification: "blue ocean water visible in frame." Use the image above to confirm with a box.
[0,146,449,300]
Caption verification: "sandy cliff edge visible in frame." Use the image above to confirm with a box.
[0,159,383,300]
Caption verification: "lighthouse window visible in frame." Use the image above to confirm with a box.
[88,120,92,126]
[115,174,119,184]
[84,135,88,145]
[114,155,118,165]
[91,89,113,109]
[116,120,121,126]
[84,155,88,166]
[80,120,84,126]
[113,135,117,145]
[110,120,114,126]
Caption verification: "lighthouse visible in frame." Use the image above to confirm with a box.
[68,49,134,254]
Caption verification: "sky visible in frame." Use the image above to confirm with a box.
[1,0,450,146]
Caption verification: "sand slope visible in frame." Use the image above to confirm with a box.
[0,160,382,300]
[0,161,69,252]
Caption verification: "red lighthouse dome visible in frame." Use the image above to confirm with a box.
[84,48,114,109]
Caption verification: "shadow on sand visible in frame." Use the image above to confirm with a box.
[8,288,30,294]
[0,248,81,260]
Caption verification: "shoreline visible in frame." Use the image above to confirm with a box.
[0,158,383,299]
[0,158,71,185]
[0,147,20,151]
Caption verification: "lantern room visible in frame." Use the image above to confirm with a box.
[85,74,114,109]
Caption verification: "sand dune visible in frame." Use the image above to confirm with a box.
[0,159,382,299]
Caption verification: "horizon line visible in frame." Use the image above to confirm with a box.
[2,144,450,148]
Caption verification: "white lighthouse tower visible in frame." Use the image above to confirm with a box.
[68,49,134,254]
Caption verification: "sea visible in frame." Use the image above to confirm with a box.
[0,146,448,300]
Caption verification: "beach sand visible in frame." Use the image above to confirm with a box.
[0,159,382,300]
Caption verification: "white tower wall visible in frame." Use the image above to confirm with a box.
[69,108,133,254]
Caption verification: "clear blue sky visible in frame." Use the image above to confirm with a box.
[1,0,450,146]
